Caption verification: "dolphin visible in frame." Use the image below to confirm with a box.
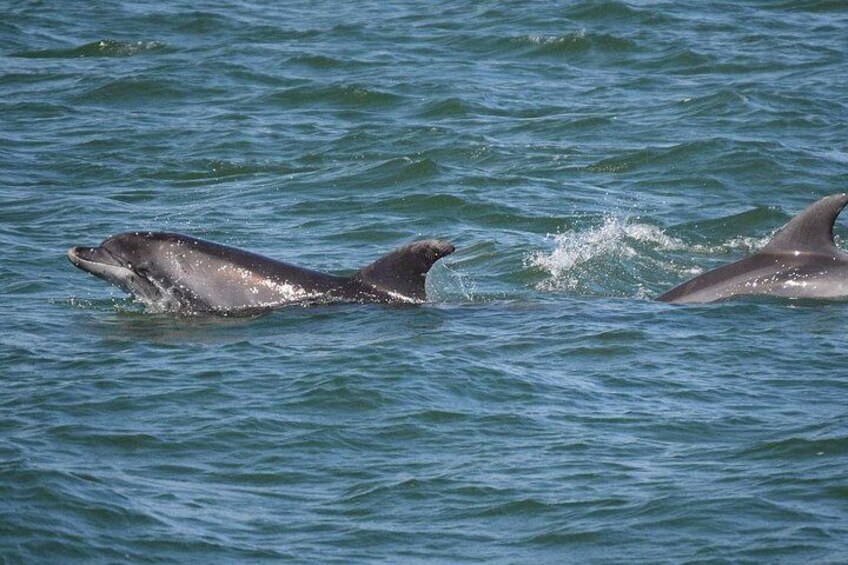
[68,232,455,314]
[657,193,848,304]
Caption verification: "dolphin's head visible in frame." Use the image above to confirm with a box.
[67,232,182,309]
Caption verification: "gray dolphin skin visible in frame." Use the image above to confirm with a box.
[68,232,455,314]
[657,193,848,304]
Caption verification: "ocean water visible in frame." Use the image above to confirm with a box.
[2,1,848,562]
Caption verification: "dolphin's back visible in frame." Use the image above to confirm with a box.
[656,193,848,304]
[656,253,792,304]
[93,232,454,313]
[121,233,342,311]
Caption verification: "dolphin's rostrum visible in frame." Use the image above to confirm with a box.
[657,193,848,304]
[68,232,455,314]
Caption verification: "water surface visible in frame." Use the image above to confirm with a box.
[2,1,848,562]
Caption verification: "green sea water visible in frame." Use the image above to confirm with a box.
[2,1,848,562]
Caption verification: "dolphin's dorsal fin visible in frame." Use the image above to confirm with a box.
[352,240,455,302]
[762,193,848,256]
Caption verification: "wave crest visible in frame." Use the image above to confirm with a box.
[13,39,171,59]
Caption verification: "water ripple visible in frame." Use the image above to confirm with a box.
[3,0,848,562]
[12,39,173,59]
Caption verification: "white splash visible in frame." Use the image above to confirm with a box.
[526,215,772,294]
[432,260,477,302]
[525,29,586,46]
[527,217,680,286]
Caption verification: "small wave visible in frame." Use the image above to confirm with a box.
[514,30,591,54]
[638,48,719,75]
[286,54,371,70]
[740,434,848,460]
[419,97,475,119]
[586,140,731,174]
[446,28,635,61]
[13,39,171,59]
[674,90,754,118]
[267,84,403,108]
[287,54,343,69]
[380,192,467,211]
[364,157,443,184]
[769,0,847,12]
[144,159,313,183]
[515,30,636,57]
[72,78,192,104]
[567,0,676,25]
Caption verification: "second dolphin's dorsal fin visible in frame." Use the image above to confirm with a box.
[352,240,455,302]
[762,193,848,256]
